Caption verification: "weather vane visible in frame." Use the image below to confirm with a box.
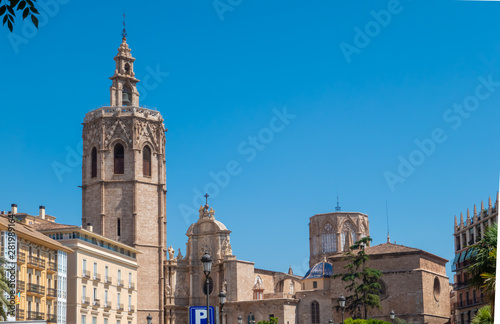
[121,12,127,39]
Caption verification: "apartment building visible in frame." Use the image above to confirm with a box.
[0,206,72,324]
[451,192,498,324]
[35,223,140,324]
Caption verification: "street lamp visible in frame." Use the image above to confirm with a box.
[338,294,346,324]
[219,291,226,324]
[201,251,212,324]
[146,313,152,324]
[390,310,395,324]
[237,315,243,324]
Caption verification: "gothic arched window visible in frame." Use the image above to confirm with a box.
[91,147,97,178]
[341,221,356,251]
[321,223,336,253]
[114,144,125,174]
[311,301,320,324]
[143,145,151,176]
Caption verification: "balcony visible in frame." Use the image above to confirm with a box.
[28,256,45,269]
[105,276,113,285]
[128,282,135,290]
[104,301,112,310]
[82,270,91,279]
[17,252,25,263]
[27,283,45,296]
[455,280,469,290]
[47,313,57,323]
[93,273,101,282]
[47,288,57,298]
[48,261,57,272]
[455,297,486,310]
[16,309,24,321]
[117,304,124,313]
[17,280,25,291]
[117,279,124,288]
[82,297,91,306]
[128,306,135,314]
[27,311,45,320]
[92,299,101,308]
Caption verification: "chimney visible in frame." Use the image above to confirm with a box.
[39,206,45,219]
[0,211,4,215]
[11,204,17,214]
[87,223,93,232]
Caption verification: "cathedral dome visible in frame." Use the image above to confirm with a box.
[302,260,333,280]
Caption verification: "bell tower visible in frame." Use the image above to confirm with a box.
[81,32,166,324]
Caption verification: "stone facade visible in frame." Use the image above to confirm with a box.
[309,211,369,267]
[81,35,167,324]
[164,205,302,324]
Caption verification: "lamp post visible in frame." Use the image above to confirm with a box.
[237,315,242,324]
[338,294,346,324]
[389,310,395,324]
[146,313,152,324]
[201,251,213,324]
[219,291,226,324]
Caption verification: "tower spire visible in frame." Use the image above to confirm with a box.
[386,201,390,243]
[335,190,341,212]
[121,11,127,40]
[109,17,140,107]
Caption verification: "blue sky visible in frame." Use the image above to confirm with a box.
[1,0,499,280]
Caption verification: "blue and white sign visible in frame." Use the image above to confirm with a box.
[189,306,216,324]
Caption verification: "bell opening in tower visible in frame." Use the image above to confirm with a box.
[122,84,132,106]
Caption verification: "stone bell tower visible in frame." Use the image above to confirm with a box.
[81,31,166,324]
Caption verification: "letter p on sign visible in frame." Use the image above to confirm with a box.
[195,309,207,324]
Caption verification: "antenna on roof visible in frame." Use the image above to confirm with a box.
[386,201,390,243]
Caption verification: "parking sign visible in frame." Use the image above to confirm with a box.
[189,306,216,324]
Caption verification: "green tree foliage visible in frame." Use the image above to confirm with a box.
[0,257,13,321]
[468,223,497,317]
[0,0,39,32]
[257,317,278,324]
[344,318,390,324]
[334,237,383,319]
[471,305,493,324]
[393,318,411,324]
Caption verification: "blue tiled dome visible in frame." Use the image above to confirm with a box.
[302,261,333,280]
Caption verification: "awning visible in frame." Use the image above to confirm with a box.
[465,248,473,260]
[459,250,468,262]
[452,253,460,265]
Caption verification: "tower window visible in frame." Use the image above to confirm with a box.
[143,145,151,177]
[311,301,320,324]
[117,219,121,237]
[122,85,132,106]
[91,147,97,178]
[114,144,124,174]
[321,223,336,253]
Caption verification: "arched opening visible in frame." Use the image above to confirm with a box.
[311,300,320,324]
[433,276,441,301]
[122,85,132,106]
[114,144,124,174]
[143,145,151,176]
[341,221,356,251]
[91,147,97,178]
[321,223,337,252]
